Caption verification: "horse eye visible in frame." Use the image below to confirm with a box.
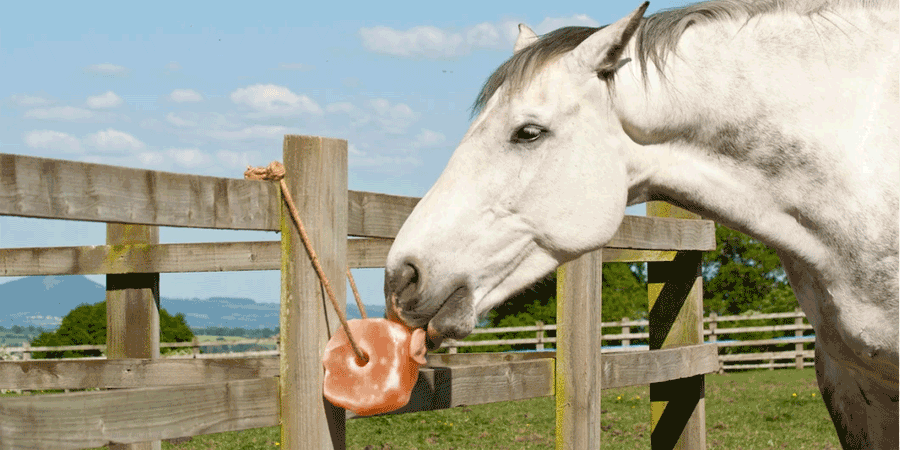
[513,124,544,143]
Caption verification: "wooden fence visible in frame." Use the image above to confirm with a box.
[0,135,718,449]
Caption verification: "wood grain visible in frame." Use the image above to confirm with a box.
[647,202,706,450]
[0,357,279,390]
[555,249,604,450]
[0,378,279,449]
[347,191,418,238]
[105,224,161,450]
[279,135,347,450]
[348,358,555,419]
[0,238,399,276]
[0,154,713,251]
[0,153,280,230]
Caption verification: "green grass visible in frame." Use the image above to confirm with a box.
[128,368,838,450]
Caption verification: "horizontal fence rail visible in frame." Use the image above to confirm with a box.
[0,151,714,243]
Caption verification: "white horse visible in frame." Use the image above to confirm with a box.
[384,0,898,448]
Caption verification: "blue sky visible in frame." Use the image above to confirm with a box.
[1,0,686,308]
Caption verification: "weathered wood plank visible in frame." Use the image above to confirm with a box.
[349,358,556,419]
[647,202,706,450]
[0,238,394,276]
[0,154,713,251]
[0,378,279,449]
[280,135,347,450]
[424,351,557,367]
[0,238,684,277]
[0,357,279,390]
[347,190,419,238]
[106,224,161,450]
[602,344,717,389]
[607,215,715,251]
[0,241,280,276]
[0,153,280,230]
[603,248,678,263]
[347,237,393,268]
[555,249,603,450]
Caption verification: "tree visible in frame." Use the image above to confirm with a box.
[444,262,647,353]
[31,301,194,358]
[702,224,798,315]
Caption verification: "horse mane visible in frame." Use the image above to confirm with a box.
[470,0,893,117]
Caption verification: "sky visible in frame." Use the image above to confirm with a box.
[0,0,688,309]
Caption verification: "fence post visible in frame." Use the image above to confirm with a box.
[708,312,722,374]
[647,202,705,450]
[794,308,804,370]
[192,336,200,358]
[448,340,458,354]
[280,135,348,450]
[555,249,603,450]
[536,320,545,351]
[621,317,630,347]
[21,342,30,361]
[107,223,161,450]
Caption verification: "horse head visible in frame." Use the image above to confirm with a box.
[385,4,649,348]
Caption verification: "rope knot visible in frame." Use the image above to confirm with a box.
[244,161,286,181]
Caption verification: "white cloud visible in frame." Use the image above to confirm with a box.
[166,61,182,71]
[86,63,129,76]
[360,25,466,58]
[169,89,203,103]
[137,152,166,166]
[369,98,418,134]
[11,94,51,107]
[348,143,366,157]
[25,106,94,120]
[86,91,123,109]
[206,125,299,141]
[412,129,445,148]
[217,150,261,170]
[166,148,210,168]
[326,102,370,125]
[165,112,197,127]
[84,128,146,152]
[230,84,322,116]
[23,130,83,153]
[534,14,600,34]
[359,15,600,58]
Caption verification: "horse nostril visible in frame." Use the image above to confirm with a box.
[397,263,419,307]
[387,262,421,311]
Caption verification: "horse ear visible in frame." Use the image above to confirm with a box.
[514,24,538,53]
[573,2,649,75]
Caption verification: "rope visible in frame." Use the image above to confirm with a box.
[245,161,369,364]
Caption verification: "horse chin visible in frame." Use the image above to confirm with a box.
[424,285,475,351]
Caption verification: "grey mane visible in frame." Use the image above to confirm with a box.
[471,0,892,116]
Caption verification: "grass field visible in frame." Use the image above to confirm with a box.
[106,367,839,450]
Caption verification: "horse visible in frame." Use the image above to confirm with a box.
[383,0,898,448]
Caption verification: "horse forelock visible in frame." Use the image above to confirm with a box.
[470,26,601,118]
[470,0,895,116]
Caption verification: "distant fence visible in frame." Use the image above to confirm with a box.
[2,309,814,372]
[440,309,814,372]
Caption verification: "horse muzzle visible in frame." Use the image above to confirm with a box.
[385,261,476,350]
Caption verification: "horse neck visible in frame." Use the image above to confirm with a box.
[616,12,897,270]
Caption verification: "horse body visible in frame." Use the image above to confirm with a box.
[384,1,898,447]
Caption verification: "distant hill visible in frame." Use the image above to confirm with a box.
[0,275,385,329]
